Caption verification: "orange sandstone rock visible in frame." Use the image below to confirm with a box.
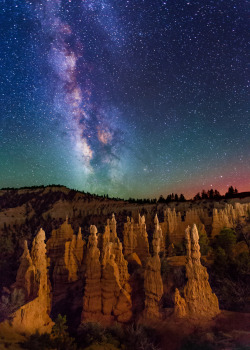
[0,228,53,334]
[47,220,84,295]
[101,244,132,322]
[82,225,102,320]
[13,241,35,300]
[123,214,149,263]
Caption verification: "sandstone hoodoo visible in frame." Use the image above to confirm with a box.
[174,224,220,319]
[81,218,133,323]
[47,219,85,302]
[82,225,102,321]
[143,217,164,319]
[101,243,132,322]
[0,229,53,334]
[123,214,150,264]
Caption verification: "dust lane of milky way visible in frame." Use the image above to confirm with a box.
[0,0,249,198]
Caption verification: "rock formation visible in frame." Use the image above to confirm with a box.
[101,244,132,322]
[46,217,74,262]
[47,219,84,296]
[143,220,163,319]
[0,229,53,334]
[82,220,132,323]
[123,214,149,263]
[162,208,182,244]
[123,217,136,256]
[99,220,111,256]
[154,214,164,253]
[110,213,117,241]
[212,203,250,237]
[82,225,102,320]
[13,241,35,300]
[174,224,220,319]
[162,208,210,246]
[211,208,230,237]
[135,214,150,262]
[101,215,132,322]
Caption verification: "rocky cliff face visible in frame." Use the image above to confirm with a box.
[212,203,250,237]
[174,224,220,319]
[162,207,211,245]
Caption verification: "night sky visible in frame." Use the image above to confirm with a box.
[0,0,249,199]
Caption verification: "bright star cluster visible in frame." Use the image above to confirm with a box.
[0,0,249,198]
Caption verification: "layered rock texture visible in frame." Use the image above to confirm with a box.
[0,229,53,334]
[174,224,220,319]
[161,208,210,245]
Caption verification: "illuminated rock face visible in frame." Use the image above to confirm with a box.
[174,224,220,319]
[153,214,164,253]
[123,217,136,256]
[0,229,53,334]
[143,222,163,319]
[162,208,209,245]
[13,241,35,300]
[82,216,132,323]
[82,225,102,320]
[102,244,132,322]
[47,220,84,296]
[46,218,74,262]
[211,208,230,237]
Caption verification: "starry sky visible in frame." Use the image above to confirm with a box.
[0,0,249,199]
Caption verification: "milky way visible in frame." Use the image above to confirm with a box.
[0,0,249,198]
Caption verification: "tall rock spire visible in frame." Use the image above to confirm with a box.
[0,229,53,334]
[174,224,220,319]
[143,215,163,319]
[82,225,102,320]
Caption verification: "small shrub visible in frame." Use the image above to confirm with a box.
[105,323,125,347]
[51,314,76,350]
[77,322,106,347]
[124,324,160,350]
[213,228,237,255]
[20,332,52,350]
